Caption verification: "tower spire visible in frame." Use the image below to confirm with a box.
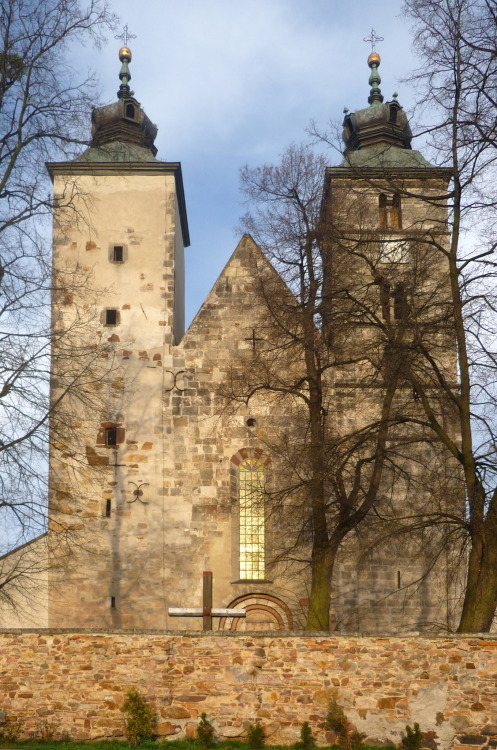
[363,28,384,106]
[367,51,383,105]
[115,25,137,100]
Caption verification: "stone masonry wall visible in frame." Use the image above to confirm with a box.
[1,630,497,750]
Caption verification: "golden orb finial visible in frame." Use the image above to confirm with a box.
[368,51,381,67]
[119,46,132,62]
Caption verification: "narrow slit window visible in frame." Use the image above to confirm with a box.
[105,308,118,326]
[379,193,388,230]
[111,596,116,609]
[112,245,124,262]
[105,499,112,517]
[394,283,407,320]
[379,279,391,322]
[391,193,402,229]
[389,105,398,124]
[105,426,117,447]
[239,458,265,580]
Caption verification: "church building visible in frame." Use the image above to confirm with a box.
[2,43,461,632]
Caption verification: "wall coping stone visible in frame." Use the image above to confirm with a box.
[0,627,496,639]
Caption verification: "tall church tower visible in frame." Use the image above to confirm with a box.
[321,51,460,631]
[47,45,189,627]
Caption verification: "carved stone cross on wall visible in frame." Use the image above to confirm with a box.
[168,571,246,630]
[244,329,264,352]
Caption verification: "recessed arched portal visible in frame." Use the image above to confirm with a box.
[218,593,293,631]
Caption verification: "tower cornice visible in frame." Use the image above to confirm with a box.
[325,165,453,181]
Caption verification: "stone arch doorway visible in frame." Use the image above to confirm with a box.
[218,593,293,631]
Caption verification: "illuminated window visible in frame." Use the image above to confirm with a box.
[239,458,265,580]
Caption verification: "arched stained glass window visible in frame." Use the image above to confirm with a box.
[239,458,265,580]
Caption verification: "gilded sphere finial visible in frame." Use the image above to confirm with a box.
[368,51,381,67]
[119,46,132,62]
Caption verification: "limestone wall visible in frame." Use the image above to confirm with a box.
[1,630,496,749]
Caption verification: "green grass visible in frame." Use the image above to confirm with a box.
[0,741,395,750]
[0,743,250,750]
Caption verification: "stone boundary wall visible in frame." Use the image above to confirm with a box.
[1,630,497,749]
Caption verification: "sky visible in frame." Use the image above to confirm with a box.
[90,0,418,328]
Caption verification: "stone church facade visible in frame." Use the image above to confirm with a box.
[1,47,462,632]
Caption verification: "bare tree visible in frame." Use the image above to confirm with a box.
[398,0,497,632]
[0,0,115,611]
[229,144,439,631]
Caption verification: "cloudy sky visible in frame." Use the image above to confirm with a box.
[91,0,418,327]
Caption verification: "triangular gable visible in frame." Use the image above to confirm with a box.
[182,233,295,343]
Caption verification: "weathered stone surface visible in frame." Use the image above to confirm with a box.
[163,706,191,719]
[0,631,496,748]
[457,736,487,745]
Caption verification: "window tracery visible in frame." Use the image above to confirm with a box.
[239,458,265,580]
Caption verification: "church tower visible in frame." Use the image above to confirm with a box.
[321,51,460,631]
[46,44,190,627]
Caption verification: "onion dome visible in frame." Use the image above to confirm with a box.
[342,52,412,155]
[340,52,432,168]
[80,45,158,161]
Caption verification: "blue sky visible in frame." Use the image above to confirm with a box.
[91,0,417,327]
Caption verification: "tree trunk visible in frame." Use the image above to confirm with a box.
[307,540,337,630]
[457,491,497,632]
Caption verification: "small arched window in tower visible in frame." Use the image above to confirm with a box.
[239,458,265,580]
[125,102,135,119]
[105,499,112,517]
[379,193,388,230]
[378,192,402,230]
[393,283,407,320]
[105,426,117,447]
[391,193,402,229]
[389,105,398,124]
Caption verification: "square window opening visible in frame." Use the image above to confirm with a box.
[105,308,118,326]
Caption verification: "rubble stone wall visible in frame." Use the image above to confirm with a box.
[1,630,497,749]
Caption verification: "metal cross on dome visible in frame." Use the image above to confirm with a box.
[115,24,137,47]
[363,28,384,51]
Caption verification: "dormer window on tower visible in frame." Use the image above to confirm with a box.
[125,102,136,119]
[379,193,402,230]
